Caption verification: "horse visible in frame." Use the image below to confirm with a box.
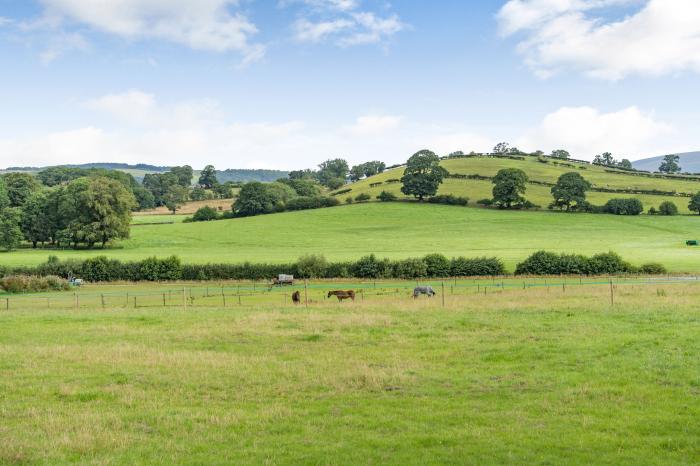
[291,291,301,305]
[413,286,436,298]
[328,290,356,302]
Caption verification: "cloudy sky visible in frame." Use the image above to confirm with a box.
[0,0,699,169]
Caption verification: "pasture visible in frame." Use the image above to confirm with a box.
[1,280,698,464]
[2,203,700,272]
[341,156,700,214]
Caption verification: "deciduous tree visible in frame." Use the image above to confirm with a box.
[400,150,448,201]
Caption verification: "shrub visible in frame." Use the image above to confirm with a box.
[285,196,340,211]
[377,191,397,202]
[423,253,451,277]
[477,198,494,206]
[604,198,643,215]
[638,263,667,274]
[0,275,70,293]
[514,251,563,275]
[296,254,328,279]
[587,252,632,275]
[450,257,506,276]
[345,197,354,204]
[138,256,183,281]
[428,194,469,206]
[350,254,391,279]
[355,193,371,202]
[648,206,657,215]
[192,205,220,222]
[392,258,428,279]
[333,188,352,196]
[658,201,678,216]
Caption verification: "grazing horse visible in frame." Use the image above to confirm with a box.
[328,290,356,302]
[413,286,436,298]
[291,291,301,305]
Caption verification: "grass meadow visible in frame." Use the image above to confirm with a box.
[2,203,700,272]
[1,280,698,464]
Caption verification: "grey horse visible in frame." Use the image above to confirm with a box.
[413,286,436,298]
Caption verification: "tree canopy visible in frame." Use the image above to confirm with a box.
[658,154,681,174]
[550,172,591,211]
[550,149,571,159]
[492,168,528,208]
[2,173,39,207]
[198,165,219,189]
[400,150,449,201]
[317,159,349,187]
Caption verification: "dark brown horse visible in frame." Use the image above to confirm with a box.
[291,291,301,304]
[328,290,356,302]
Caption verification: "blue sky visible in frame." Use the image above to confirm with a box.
[0,0,699,169]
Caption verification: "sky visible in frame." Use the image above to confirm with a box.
[0,0,699,170]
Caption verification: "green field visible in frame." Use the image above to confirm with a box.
[1,282,698,464]
[340,156,700,214]
[2,203,700,272]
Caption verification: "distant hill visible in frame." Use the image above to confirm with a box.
[633,151,700,173]
[0,163,288,184]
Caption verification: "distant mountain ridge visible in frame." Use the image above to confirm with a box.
[1,163,289,183]
[633,151,700,173]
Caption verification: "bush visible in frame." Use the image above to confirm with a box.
[0,275,70,293]
[450,257,506,276]
[345,197,354,204]
[355,193,371,202]
[296,254,328,279]
[392,258,428,279]
[138,256,183,281]
[604,198,643,215]
[377,191,397,202]
[423,253,451,277]
[192,206,220,222]
[477,198,494,206]
[658,201,678,216]
[515,251,634,275]
[427,194,469,206]
[350,254,391,279]
[648,206,657,215]
[333,188,352,196]
[285,196,340,211]
[638,263,667,274]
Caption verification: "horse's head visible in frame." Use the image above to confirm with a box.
[327,291,333,298]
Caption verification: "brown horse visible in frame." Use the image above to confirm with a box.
[291,291,301,305]
[328,290,356,302]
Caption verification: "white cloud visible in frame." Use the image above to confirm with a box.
[36,0,264,62]
[517,106,675,159]
[498,0,700,80]
[38,30,89,64]
[344,114,402,136]
[290,0,405,46]
[0,91,681,168]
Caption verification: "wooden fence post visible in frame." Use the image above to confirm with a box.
[163,293,166,307]
[610,279,614,306]
[441,281,445,307]
[304,279,309,308]
[183,287,187,309]
[101,294,105,309]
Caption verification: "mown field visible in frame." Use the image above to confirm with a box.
[1,282,698,464]
[340,156,700,214]
[2,203,700,272]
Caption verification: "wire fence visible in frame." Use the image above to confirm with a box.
[1,275,699,311]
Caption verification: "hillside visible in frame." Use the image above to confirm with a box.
[633,151,700,173]
[2,203,699,272]
[337,154,700,214]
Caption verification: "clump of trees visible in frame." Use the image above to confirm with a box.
[349,161,386,181]
[593,152,632,169]
[0,173,136,251]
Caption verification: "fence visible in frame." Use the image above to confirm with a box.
[1,275,699,311]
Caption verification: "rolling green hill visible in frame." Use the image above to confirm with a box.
[335,155,700,214]
[2,203,699,272]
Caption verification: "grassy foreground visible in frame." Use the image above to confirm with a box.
[2,203,700,272]
[1,284,699,464]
